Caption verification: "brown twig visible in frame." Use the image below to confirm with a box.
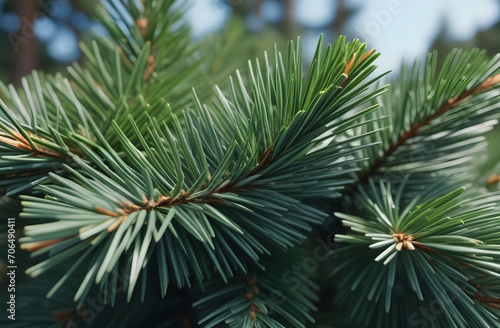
[413,241,476,270]
[51,305,87,327]
[21,235,76,252]
[392,233,415,251]
[0,130,66,159]
[180,291,194,328]
[410,243,500,310]
[340,49,374,89]
[246,277,263,326]
[469,282,500,309]
[412,241,440,254]
[487,174,500,186]
[136,17,148,38]
[143,54,156,82]
[134,17,156,82]
[250,145,274,175]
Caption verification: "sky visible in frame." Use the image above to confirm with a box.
[348,0,500,72]
[185,0,500,73]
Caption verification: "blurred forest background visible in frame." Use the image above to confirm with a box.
[0,0,499,182]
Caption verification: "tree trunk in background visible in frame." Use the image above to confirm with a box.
[254,0,295,39]
[333,0,348,35]
[282,0,295,38]
[15,0,39,87]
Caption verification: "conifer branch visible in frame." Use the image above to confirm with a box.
[194,249,319,328]
[359,73,500,184]
[333,180,500,326]
[3,1,500,325]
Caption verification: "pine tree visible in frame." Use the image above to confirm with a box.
[1,1,500,327]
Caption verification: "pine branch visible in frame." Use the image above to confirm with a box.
[15,36,386,304]
[0,264,187,328]
[3,1,500,327]
[0,0,196,196]
[350,48,500,197]
[360,73,500,184]
[331,179,500,327]
[193,248,319,328]
[0,0,286,197]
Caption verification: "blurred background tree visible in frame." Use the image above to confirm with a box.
[0,0,99,85]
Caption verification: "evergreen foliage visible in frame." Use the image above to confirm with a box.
[333,182,500,327]
[1,1,500,327]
